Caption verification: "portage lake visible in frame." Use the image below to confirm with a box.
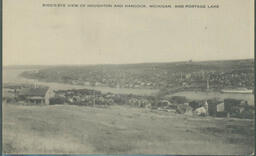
[3,68,254,105]
[3,68,159,96]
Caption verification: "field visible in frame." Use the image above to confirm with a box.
[3,103,254,154]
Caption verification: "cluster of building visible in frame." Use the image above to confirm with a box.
[168,70,254,91]
[148,96,254,119]
[3,83,254,119]
[22,66,254,92]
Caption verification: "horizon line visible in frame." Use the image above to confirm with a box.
[3,57,254,67]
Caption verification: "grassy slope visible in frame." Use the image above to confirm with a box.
[3,103,254,154]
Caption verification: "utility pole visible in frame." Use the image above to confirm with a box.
[34,80,37,88]
[93,90,95,107]
[207,79,210,90]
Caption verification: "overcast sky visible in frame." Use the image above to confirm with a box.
[3,0,254,65]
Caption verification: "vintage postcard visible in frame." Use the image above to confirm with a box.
[2,0,254,154]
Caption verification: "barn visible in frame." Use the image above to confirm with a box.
[18,87,54,104]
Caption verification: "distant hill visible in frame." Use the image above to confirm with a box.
[3,65,49,70]
[19,59,254,91]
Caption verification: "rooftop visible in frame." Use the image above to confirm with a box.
[19,87,49,97]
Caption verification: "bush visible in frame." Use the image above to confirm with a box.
[50,97,65,105]
[170,96,188,104]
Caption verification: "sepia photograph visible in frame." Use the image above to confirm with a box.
[2,0,255,155]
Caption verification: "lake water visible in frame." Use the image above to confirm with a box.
[3,68,254,105]
[3,68,159,96]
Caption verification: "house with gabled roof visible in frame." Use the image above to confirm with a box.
[18,87,55,104]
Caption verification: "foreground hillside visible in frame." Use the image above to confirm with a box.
[3,103,254,154]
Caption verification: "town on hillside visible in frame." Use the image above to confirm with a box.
[3,59,255,119]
